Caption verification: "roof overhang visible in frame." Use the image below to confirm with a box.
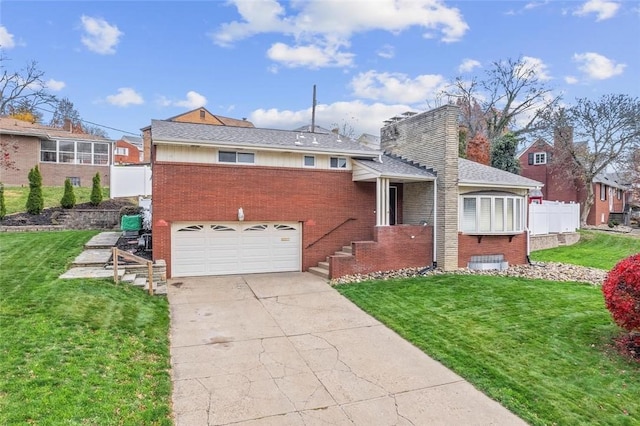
[459,180,543,190]
[352,160,436,183]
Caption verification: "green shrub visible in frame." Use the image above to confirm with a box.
[0,183,6,220]
[60,178,76,209]
[25,166,44,215]
[90,172,103,206]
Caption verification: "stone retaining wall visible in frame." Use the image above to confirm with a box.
[0,225,65,232]
[57,209,121,230]
[530,232,580,251]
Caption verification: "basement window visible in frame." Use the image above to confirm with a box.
[460,193,524,234]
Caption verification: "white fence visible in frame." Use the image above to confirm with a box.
[529,201,580,235]
[110,165,152,198]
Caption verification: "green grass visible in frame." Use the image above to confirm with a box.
[531,230,640,270]
[0,231,171,425]
[2,186,111,215]
[337,275,640,426]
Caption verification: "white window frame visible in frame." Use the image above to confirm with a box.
[533,152,547,165]
[40,140,110,166]
[303,155,316,168]
[460,194,525,234]
[115,147,129,156]
[330,156,347,169]
[218,150,255,164]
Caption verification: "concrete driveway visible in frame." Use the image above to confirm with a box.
[168,272,526,425]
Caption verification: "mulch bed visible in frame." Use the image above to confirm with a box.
[0,199,136,226]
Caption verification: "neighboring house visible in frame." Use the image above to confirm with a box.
[0,117,112,187]
[142,107,254,162]
[114,135,144,164]
[518,131,630,225]
[148,105,541,279]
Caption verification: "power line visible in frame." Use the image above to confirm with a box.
[35,106,141,137]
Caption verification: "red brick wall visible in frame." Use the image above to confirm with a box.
[330,225,433,279]
[519,141,579,203]
[114,140,141,164]
[39,163,110,187]
[587,183,626,225]
[458,232,528,267]
[152,162,377,277]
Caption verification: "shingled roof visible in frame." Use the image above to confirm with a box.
[0,117,109,141]
[459,158,542,189]
[353,154,436,181]
[150,119,379,157]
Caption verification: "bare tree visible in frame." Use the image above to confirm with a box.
[0,54,57,116]
[542,94,640,225]
[448,57,561,145]
[49,97,81,129]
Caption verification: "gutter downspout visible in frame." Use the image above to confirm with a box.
[432,176,437,269]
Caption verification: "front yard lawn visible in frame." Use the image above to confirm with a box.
[0,231,171,424]
[337,275,640,426]
[530,230,640,270]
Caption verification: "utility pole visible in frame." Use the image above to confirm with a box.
[311,85,317,133]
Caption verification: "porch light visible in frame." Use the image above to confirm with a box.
[238,208,245,221]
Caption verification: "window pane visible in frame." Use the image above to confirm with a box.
[330,157,346,168]
[94,143,108,154]
[59,141,74,152]
[479,197,492,232]
[506,198,514,231]
[41,140,56,150]
[495,198,504,231]
[41,151,57,162]
[304,155,315,167]
[219,151,236,163]
[462,198,476,232]
[515,199,522,230]
[237,152,254,163]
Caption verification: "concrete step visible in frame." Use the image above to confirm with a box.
[71,249,113,268]
[334,251,352,257]
[308,266,329,279]
[317,261,329,270]
[341,246,352,254]
[84,232,122,249]
[60,267,125,280]
[121,273,137,283]
[133,277,148,288]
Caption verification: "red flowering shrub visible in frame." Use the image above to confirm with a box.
[602,253,640,331]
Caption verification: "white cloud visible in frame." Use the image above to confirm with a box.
[106,87,144,107]
[250,100,414,137]
[574,0,620,21]
[45,79,66,91]
[350,70,447,104]
[564,76,579,84]
[572,52,626,79]
[155,92,208,109]
[377,44,395,59]
[267,41,354,68]
[0,26,15,49]
[212,0,469,68]
[458,58,481,73]
[80,15,123,55]
[521,56,552,80]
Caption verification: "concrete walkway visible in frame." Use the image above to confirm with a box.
[168,272,526,425]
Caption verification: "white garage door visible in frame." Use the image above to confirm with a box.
[171,222,301,277]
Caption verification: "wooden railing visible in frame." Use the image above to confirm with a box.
[305,218,356,249]
[112,247,154,295]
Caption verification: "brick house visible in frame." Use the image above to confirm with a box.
[0,117,112,187]
[518,132,630,225]
[114,135,144,164]
[148,105,541,279]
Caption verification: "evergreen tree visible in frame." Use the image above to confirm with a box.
[90,172,103,206]
[0,183,6,220]
[26,165,44,214]
[490,133,521,174]
[60,178,76,209]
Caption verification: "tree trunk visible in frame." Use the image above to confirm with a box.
[581,183,595,226]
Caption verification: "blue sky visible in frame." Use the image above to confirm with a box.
[1,0,638,139]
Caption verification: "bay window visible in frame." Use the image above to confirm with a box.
[460,193,525,234]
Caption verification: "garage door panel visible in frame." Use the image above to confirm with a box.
[172,222,300,277]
